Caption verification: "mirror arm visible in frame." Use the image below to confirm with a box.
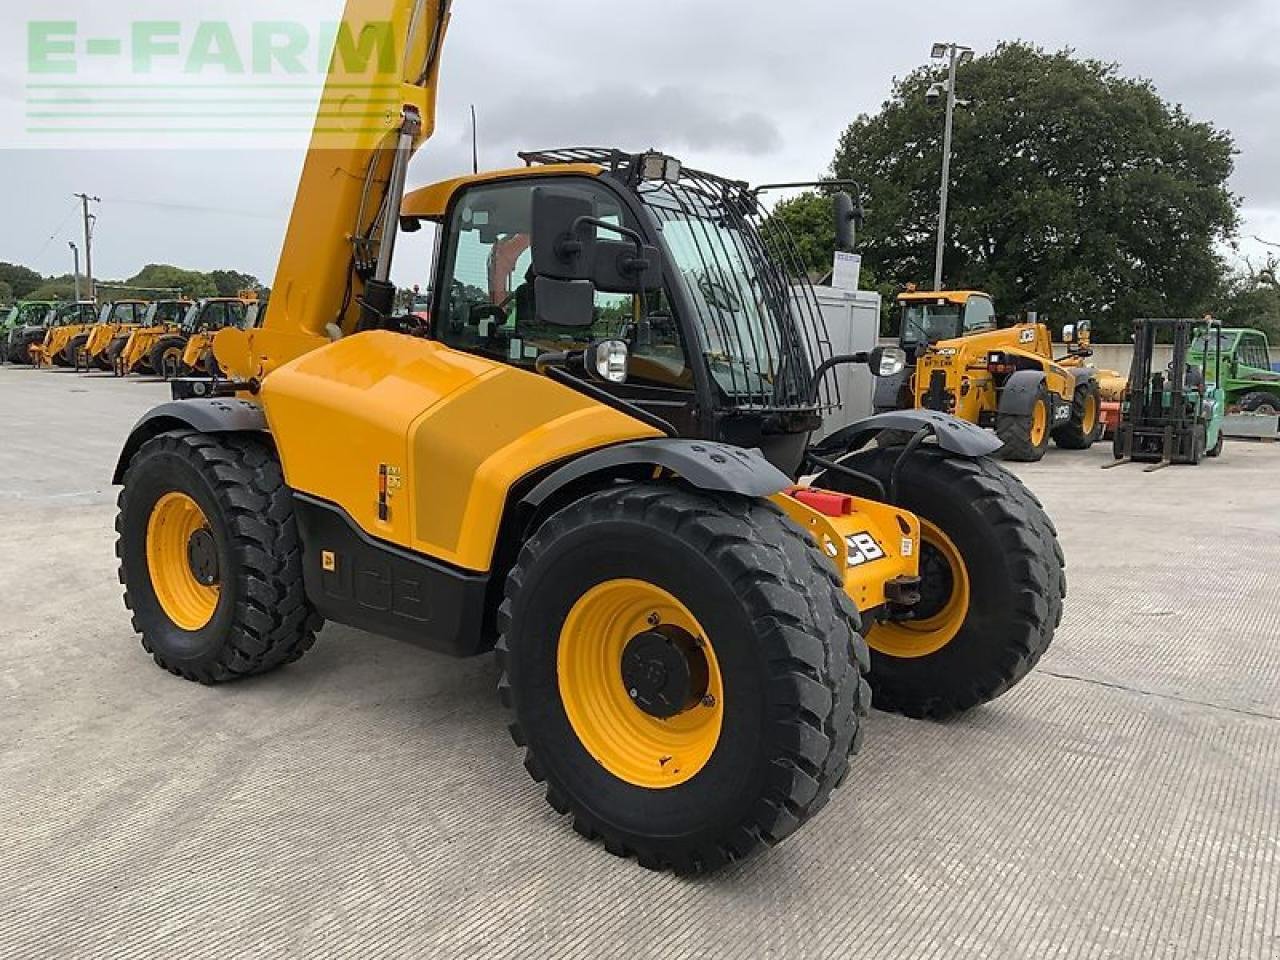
[569,216,650,272]
[807,352,870,404]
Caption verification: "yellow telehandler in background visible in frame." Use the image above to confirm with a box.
[114,300,204,376]
[75,300,152,371]
[181,302,266,378]
[876,289,1101,461]
[111,0,1064,872]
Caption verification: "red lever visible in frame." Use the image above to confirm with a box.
[788,487,854,517]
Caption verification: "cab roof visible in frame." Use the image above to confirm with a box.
[402,163,605,221]
[896,290,990,304]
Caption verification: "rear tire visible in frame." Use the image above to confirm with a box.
[1240,391,1280,416]
[496,484,868,874]
[116,430,322,684]
[819,446,1064,719]
[996,384,1053,462]
[1053,380,1101,449]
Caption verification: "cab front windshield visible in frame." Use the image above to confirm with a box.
[17,303,53,326]
[636,176,816,407]
[901,302,961,348]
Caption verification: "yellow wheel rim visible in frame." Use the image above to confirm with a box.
[146,492,220,631]
[557,579,723,789]
[1081,393,1098,434]
[1029,401,1048,446]
[866,519,970,659]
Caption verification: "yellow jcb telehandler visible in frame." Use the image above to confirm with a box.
[113,300,199,376]
[875,289,1101,461]
[75,300,152,371]
[183,302,264,378]
[112,0,1064,873]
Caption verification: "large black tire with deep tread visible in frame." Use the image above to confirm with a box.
[996,383,1053,462]
[7,333,38,365]
[1053,379,1101,450]
[495,483,869,874]
[66,334,90,369]
[819,446,1065,719]
[148,336,187,380]
[1239,390,1280,416]
[116,430,322,684]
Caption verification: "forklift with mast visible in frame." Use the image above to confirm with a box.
[111,0,1065,872]
[1108,317,1225,470]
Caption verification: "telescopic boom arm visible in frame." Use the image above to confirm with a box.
[215,0,451,381]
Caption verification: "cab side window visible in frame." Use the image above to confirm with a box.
[1240,334,1270,369]
[435,179,691,389]
[963,296,996,334]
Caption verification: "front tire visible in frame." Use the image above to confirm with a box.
[819,446,1064,719]
[497,484,868,873]
[116,430,322,683]
[1053,380,1101,449]
[149,336,186,380]
[996,384,1053,461]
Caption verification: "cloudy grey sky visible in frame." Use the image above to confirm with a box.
[1,0,1277,292]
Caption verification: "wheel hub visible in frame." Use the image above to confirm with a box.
[621,627,707,720]
[913,541,955,621]
[186,528,220,587]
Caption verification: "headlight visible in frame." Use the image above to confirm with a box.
[868,346,907,378]
[589,339,630,383]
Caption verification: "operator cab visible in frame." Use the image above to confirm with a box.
[401,148,860,472]
[897,290,996,352]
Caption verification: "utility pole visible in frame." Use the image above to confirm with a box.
[928,43,973,291]
[74,193,100,303]
[69,242,81,302]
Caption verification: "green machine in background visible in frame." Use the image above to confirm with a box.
[1187,326,1280,415]
[1108,317,1225,471]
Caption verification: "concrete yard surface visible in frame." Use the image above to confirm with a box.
[1,364,1278,959]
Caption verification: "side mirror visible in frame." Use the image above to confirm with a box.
[833,192,858,253]
[592,238,663,294]
[534,275,594,329]
[1076,319,1092,346]
[868,346,907,378]
[1061,324,1075,344]
[585,339,629,383]
[532,186,598,282]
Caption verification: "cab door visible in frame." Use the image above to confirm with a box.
[431,176,700,436]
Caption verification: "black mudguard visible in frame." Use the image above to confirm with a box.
[521,438,792,510]
[112,398,267,483]
[810,408,1002,459]
[997,370,1048,417]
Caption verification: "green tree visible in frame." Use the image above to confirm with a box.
[209,270,260,297]
[0,262,45,300]
[125,264,217,298]
[1210,256,1280,340]
[26,275,78,301]
[773,43,1239,340]
[0,280,13,304]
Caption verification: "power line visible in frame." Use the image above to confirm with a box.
[30,200,81,266]
[101,196,280,221]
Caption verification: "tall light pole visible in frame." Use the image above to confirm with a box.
[928,42,973,291]
[74,193,100,303]
[69,242,81,302]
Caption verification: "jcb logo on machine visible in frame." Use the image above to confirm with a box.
[845,532,886,567]
[1019,328,1036,344]
[1054,404,1071,422]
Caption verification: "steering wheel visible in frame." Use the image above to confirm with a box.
[468,304,507,327]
